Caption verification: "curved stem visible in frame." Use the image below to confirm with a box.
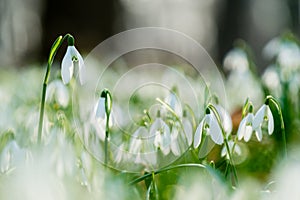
[207,104,239,186]
[105,114,110,167]
[129,163,206,185]
[267,96,287,158]
[37,34,70,145]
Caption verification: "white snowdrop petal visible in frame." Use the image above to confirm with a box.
[209,115,224,145]
[253,105,266,129]
[216,105,232,134]
[75,49,86,85]
[237,116,247,140]
[244,125,253,142]
[221,146,227,157]
[61,47,74,84]
[194,120,204,148]
[255,128,263,142]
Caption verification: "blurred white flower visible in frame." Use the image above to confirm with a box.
[0,140,26,173]
[262,66,281,97]
[277,42,300,71]
[194,111,223,148]
[263,37,281,59]
[61,45,85,85]
[46,80,69,107]
[150,117,171,155]
[253,104,274,138]
[221,140,241,160]
[223,48,249,72]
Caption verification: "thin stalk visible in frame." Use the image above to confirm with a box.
[207,104,239,186]
[267,96,287,158]
[105,114,110,166]
[37,34,70,145]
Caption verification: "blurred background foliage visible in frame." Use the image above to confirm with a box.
[0,0,299,70]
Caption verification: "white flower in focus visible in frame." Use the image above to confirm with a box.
[61,45,85,85]
[237,112,257,142]
[46,80,69,107]
[253,104,274,139]
[262,66,281,97]
[150,118,171,155]
[194,111,224,148]
[221,140,241,160]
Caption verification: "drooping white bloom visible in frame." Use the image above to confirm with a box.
[221,140,241,160]
[193,111,224,148]
[223,48,249,72]
[237,112,257,142]
[61,46,85,85]
[253,104,274,137]
[150,118,171,155]
[46,80,69,107]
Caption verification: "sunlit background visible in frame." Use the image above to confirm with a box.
[0,0,299,68]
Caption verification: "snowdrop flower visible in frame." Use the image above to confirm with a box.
[223,48,249,72]
[95,89,112,121]
[277,42,300,72]
[46,80,69,107]
[194,108,223,148]
[150,115,171,155]
[253,103,274,138]
[237,112,258,142]
[61,35,85,85]
[221,140,241,160]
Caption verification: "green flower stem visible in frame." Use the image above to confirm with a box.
[207,104,239,186]
[101,89,112,167]
[105,114,110,166]
[266,96,287,158]
[37,34,72,145]
[129,163,206,185]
